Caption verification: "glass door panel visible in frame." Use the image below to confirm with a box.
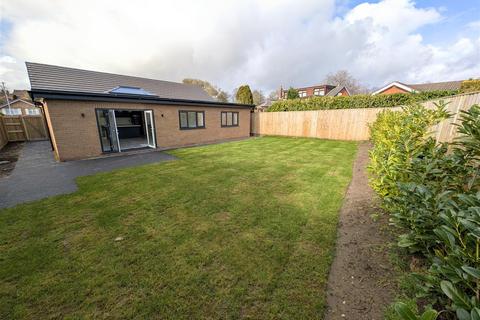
[108,110,120,152]
[96,109,120,152]
[144,110,155,148]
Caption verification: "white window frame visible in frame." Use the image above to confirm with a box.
[26,108,41,115]
[2,108,22,115]
[298,90,307,98]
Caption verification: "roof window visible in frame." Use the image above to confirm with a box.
[108,86,155,96]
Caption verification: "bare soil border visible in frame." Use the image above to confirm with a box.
[0,142,24,178]
[324,141,397,320]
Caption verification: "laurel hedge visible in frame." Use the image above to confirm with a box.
[369,103,480,318]
[267,90,459,112]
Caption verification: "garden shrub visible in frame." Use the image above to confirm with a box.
[369,104,480,318]
[268,90,458,112]
[368,102,449,205]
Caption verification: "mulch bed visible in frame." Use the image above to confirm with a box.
[0,142,24,178]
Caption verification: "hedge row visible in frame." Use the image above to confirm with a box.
[460,79,480,93]
[267,90,459,112]
[369,103,480,318]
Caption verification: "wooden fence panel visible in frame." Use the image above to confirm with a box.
[0,115,48,150]
[2,116,26,141]
[22,116,48,141]
[0,117,7,149]
[251,92,480,142]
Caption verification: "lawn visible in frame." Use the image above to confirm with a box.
[0,136,357,319]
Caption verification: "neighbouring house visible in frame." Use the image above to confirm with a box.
[279,84,350,99]
[372,80,463,95]
[26,62,253,161]
[255,99,273,112]
[0,98,41,116]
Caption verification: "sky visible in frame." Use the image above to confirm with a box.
[0,0,479,95]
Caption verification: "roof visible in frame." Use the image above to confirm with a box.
[408,80,463,92]
[0,98,35,109]
[284,84,336,91]
[325,85,350,97]
[26,62,215,102]
[372,80,463,95]
[256,99,273,108]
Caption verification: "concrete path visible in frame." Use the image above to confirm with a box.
[0,141,176,209]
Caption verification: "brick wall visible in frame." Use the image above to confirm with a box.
[338,88,349,96]
[377,85,410,95]
[44,100,251,161]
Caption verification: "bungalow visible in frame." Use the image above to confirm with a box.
[26,62,253,161]
[279,84,350,99]
[372,80,463,95]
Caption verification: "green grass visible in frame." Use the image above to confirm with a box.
[0,136,357,319]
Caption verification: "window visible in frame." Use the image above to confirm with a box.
[298,90,307,97]
[26,108,41,115]
[109,86,155,96]
[313,88,325,96]
[1,108,22,115]
[336,92,343,96]
[221,111,239,127]
[179,110,205,129]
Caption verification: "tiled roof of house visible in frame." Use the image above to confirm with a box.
[295,84,336,91]
[407,80,463,92]
[26,62,214,102]
[257,99,273,108]
[325,85,348,97]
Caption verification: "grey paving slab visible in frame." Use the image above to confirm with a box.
[0,141,176,209]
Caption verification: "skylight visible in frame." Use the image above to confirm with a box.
[109,86,155,96]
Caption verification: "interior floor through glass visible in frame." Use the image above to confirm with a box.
[119,137,149,150]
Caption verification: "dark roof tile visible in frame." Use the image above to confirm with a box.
[407,80,463,92]
[26,62,214,102]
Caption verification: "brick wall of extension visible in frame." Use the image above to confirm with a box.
[43,100,251,161]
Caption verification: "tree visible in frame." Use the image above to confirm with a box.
[182,78,230,102]
[252,90,265,105]
[324,70,368,95]
[235,85,254,104]
[286,87,299,99]
[268,90,279,101]
[216,90,230,103]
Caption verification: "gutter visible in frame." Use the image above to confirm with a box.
[29,89,255,109]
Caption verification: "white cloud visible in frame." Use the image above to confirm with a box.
[0,0,479,93]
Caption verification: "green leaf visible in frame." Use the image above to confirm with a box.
[462,266,480,279]
[398,236,417,248]
[420,309,438,320]
[471,308,480,320]
[457,308,471,320]
[395,302,418,320]
[440,281,471,309]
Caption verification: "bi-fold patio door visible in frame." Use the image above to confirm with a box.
[144,110,155,148]
[96,109,155,153]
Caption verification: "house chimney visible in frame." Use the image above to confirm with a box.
[278,85,283,100]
